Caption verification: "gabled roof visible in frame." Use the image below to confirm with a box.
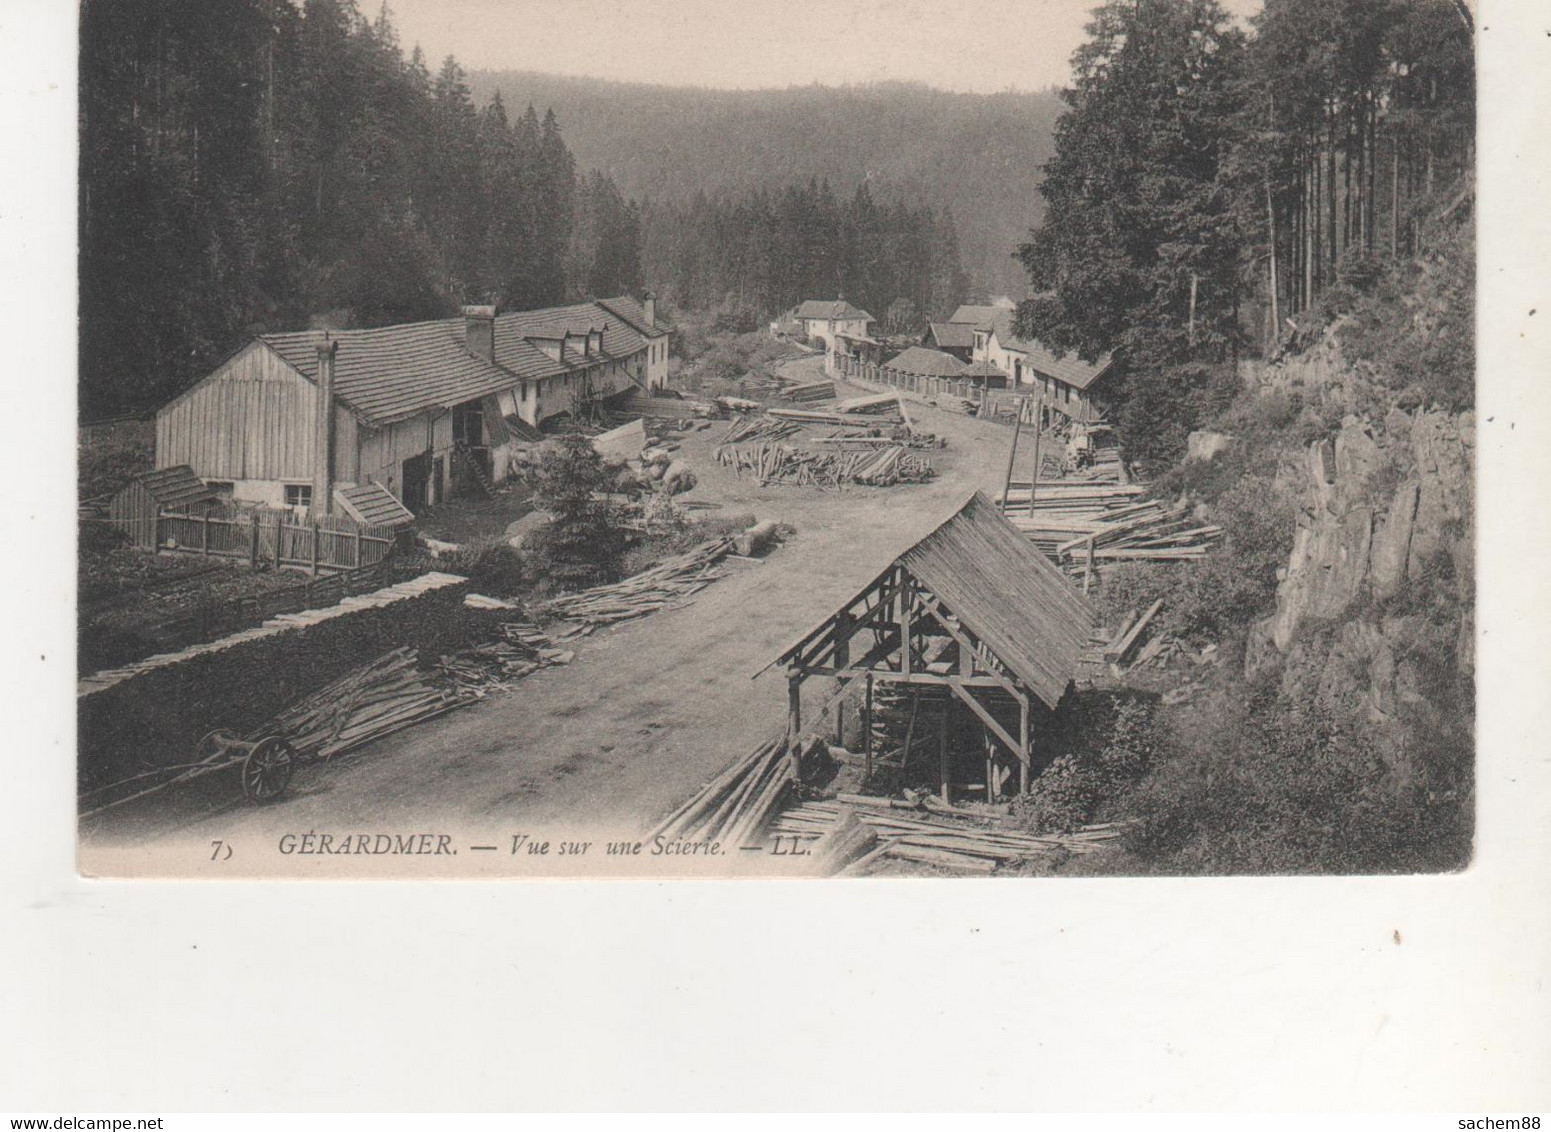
[926,322,977,350]
[129,465,216,508]
[962,358,1008,379]
[898,492,1093,709]
[776,492,1093,710]
[988,310,1115,390]
[334,482,415,528]
[596,295,670,336]
[947,303,1009,328]
[262,320,535,426]
[885,346,968,377]
[256,297,660,426]
[795,298,874,322]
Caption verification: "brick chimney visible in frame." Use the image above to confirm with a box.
[643,291,656,329]
[313,337,337,516]
[462,304,496,360]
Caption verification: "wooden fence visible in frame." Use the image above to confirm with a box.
[835,354,991,404]
[837,354,1104,427]
[152,503,396,575]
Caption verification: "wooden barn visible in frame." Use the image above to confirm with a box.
[772,492,1094,800]
[154,295,669,517]
[107,465,218,550]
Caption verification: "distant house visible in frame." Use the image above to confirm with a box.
[884,345,969,379]
[793,296,875,354]
[943,303,1115,421]
[922,321,977,362]
[155,294,670,516]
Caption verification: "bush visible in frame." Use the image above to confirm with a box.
[1016,698,1158,833]
[434,542,527,597]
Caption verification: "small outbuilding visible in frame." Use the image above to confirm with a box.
[772,491,1094,800]
[107,465,218,549]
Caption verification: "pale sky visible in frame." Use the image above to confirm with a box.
[382,0,1265,94]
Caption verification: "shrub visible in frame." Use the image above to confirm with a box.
[526,431,626,591]
[434,542,527,597]
[1016,698,1158,833]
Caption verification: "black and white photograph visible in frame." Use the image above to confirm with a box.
[5,0,1550,1117]
[68,0,1484,881]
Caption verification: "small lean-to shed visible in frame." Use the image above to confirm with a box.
[108,465,218,549]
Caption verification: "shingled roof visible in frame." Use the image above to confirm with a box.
[885,345,968,377]
[897,492,1093,709]
[131,465,216,509]
[794,298,874,322]
[596,295,670,336]
[334,482,415,528]
[987,310,1115,391]
[926,322,977,350]
[257,297,656,426]
[777,492,1093,710]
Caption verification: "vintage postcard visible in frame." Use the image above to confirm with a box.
[75,0,1478,882]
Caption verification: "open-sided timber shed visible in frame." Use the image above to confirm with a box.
[774,491,1094,799]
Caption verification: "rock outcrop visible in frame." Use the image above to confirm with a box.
[1252,408,1474,672]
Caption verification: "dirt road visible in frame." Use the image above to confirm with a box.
[82,358,1036,875]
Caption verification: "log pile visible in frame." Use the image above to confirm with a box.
[714,441,935,489]
[767,406,902,426]
[268,647,461,761]
[721,413,802,444]
[647,736,796,846]
[541,536,734,636]
[769,796,1122,874]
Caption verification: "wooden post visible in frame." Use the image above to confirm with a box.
[863,672,874,786]
[309,520,320,576]
[900,688,919,777]
[249,512,260,569]
[200,512,209,556]
[984,728,996,802]
[787,672,803,784]
[352,526,361,569]
[1084,535,1096,595]
[897,571,912,677]
[1019,696,1031,796]
[836,701,846,748]
[1028,395,1044,506]
[999,408,1022,515]
[1188,272,1199,349]
[938,697,951,804]
[273,515,283,569]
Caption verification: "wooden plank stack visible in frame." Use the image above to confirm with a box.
[782,378,837,403]
[267,647,461,762]
[434,622,575,696]
[769,796,1122,874]
[541,536,734,636]
[647,735,795,847]
[996,482,1222,580]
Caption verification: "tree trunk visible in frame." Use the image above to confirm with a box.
[1266,180,1280,344]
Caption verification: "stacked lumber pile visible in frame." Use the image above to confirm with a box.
[648,736,795,846]
[541,536,733,636]
[434,622,575,695]
[783,378,836,403]
[767,406,902,426]
[721,414,802,444]
[614,393,717,420]
[268,647,460,761]
[1078,600,1217,682]
[770,795,1122,874]
[714,442,935,489]
[997,483,1222,577]
[832,391,902,415]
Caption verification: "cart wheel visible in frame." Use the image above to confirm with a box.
[197,729,236,765]
[241,736,295,802]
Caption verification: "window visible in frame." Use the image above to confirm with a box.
[284,484,313,509]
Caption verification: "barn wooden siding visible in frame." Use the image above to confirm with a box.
[155,342,361,484]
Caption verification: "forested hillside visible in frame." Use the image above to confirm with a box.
[1010,0,1475,874]
[467,72,1063,300]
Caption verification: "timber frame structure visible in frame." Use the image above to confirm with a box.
[773,491,1094,801]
